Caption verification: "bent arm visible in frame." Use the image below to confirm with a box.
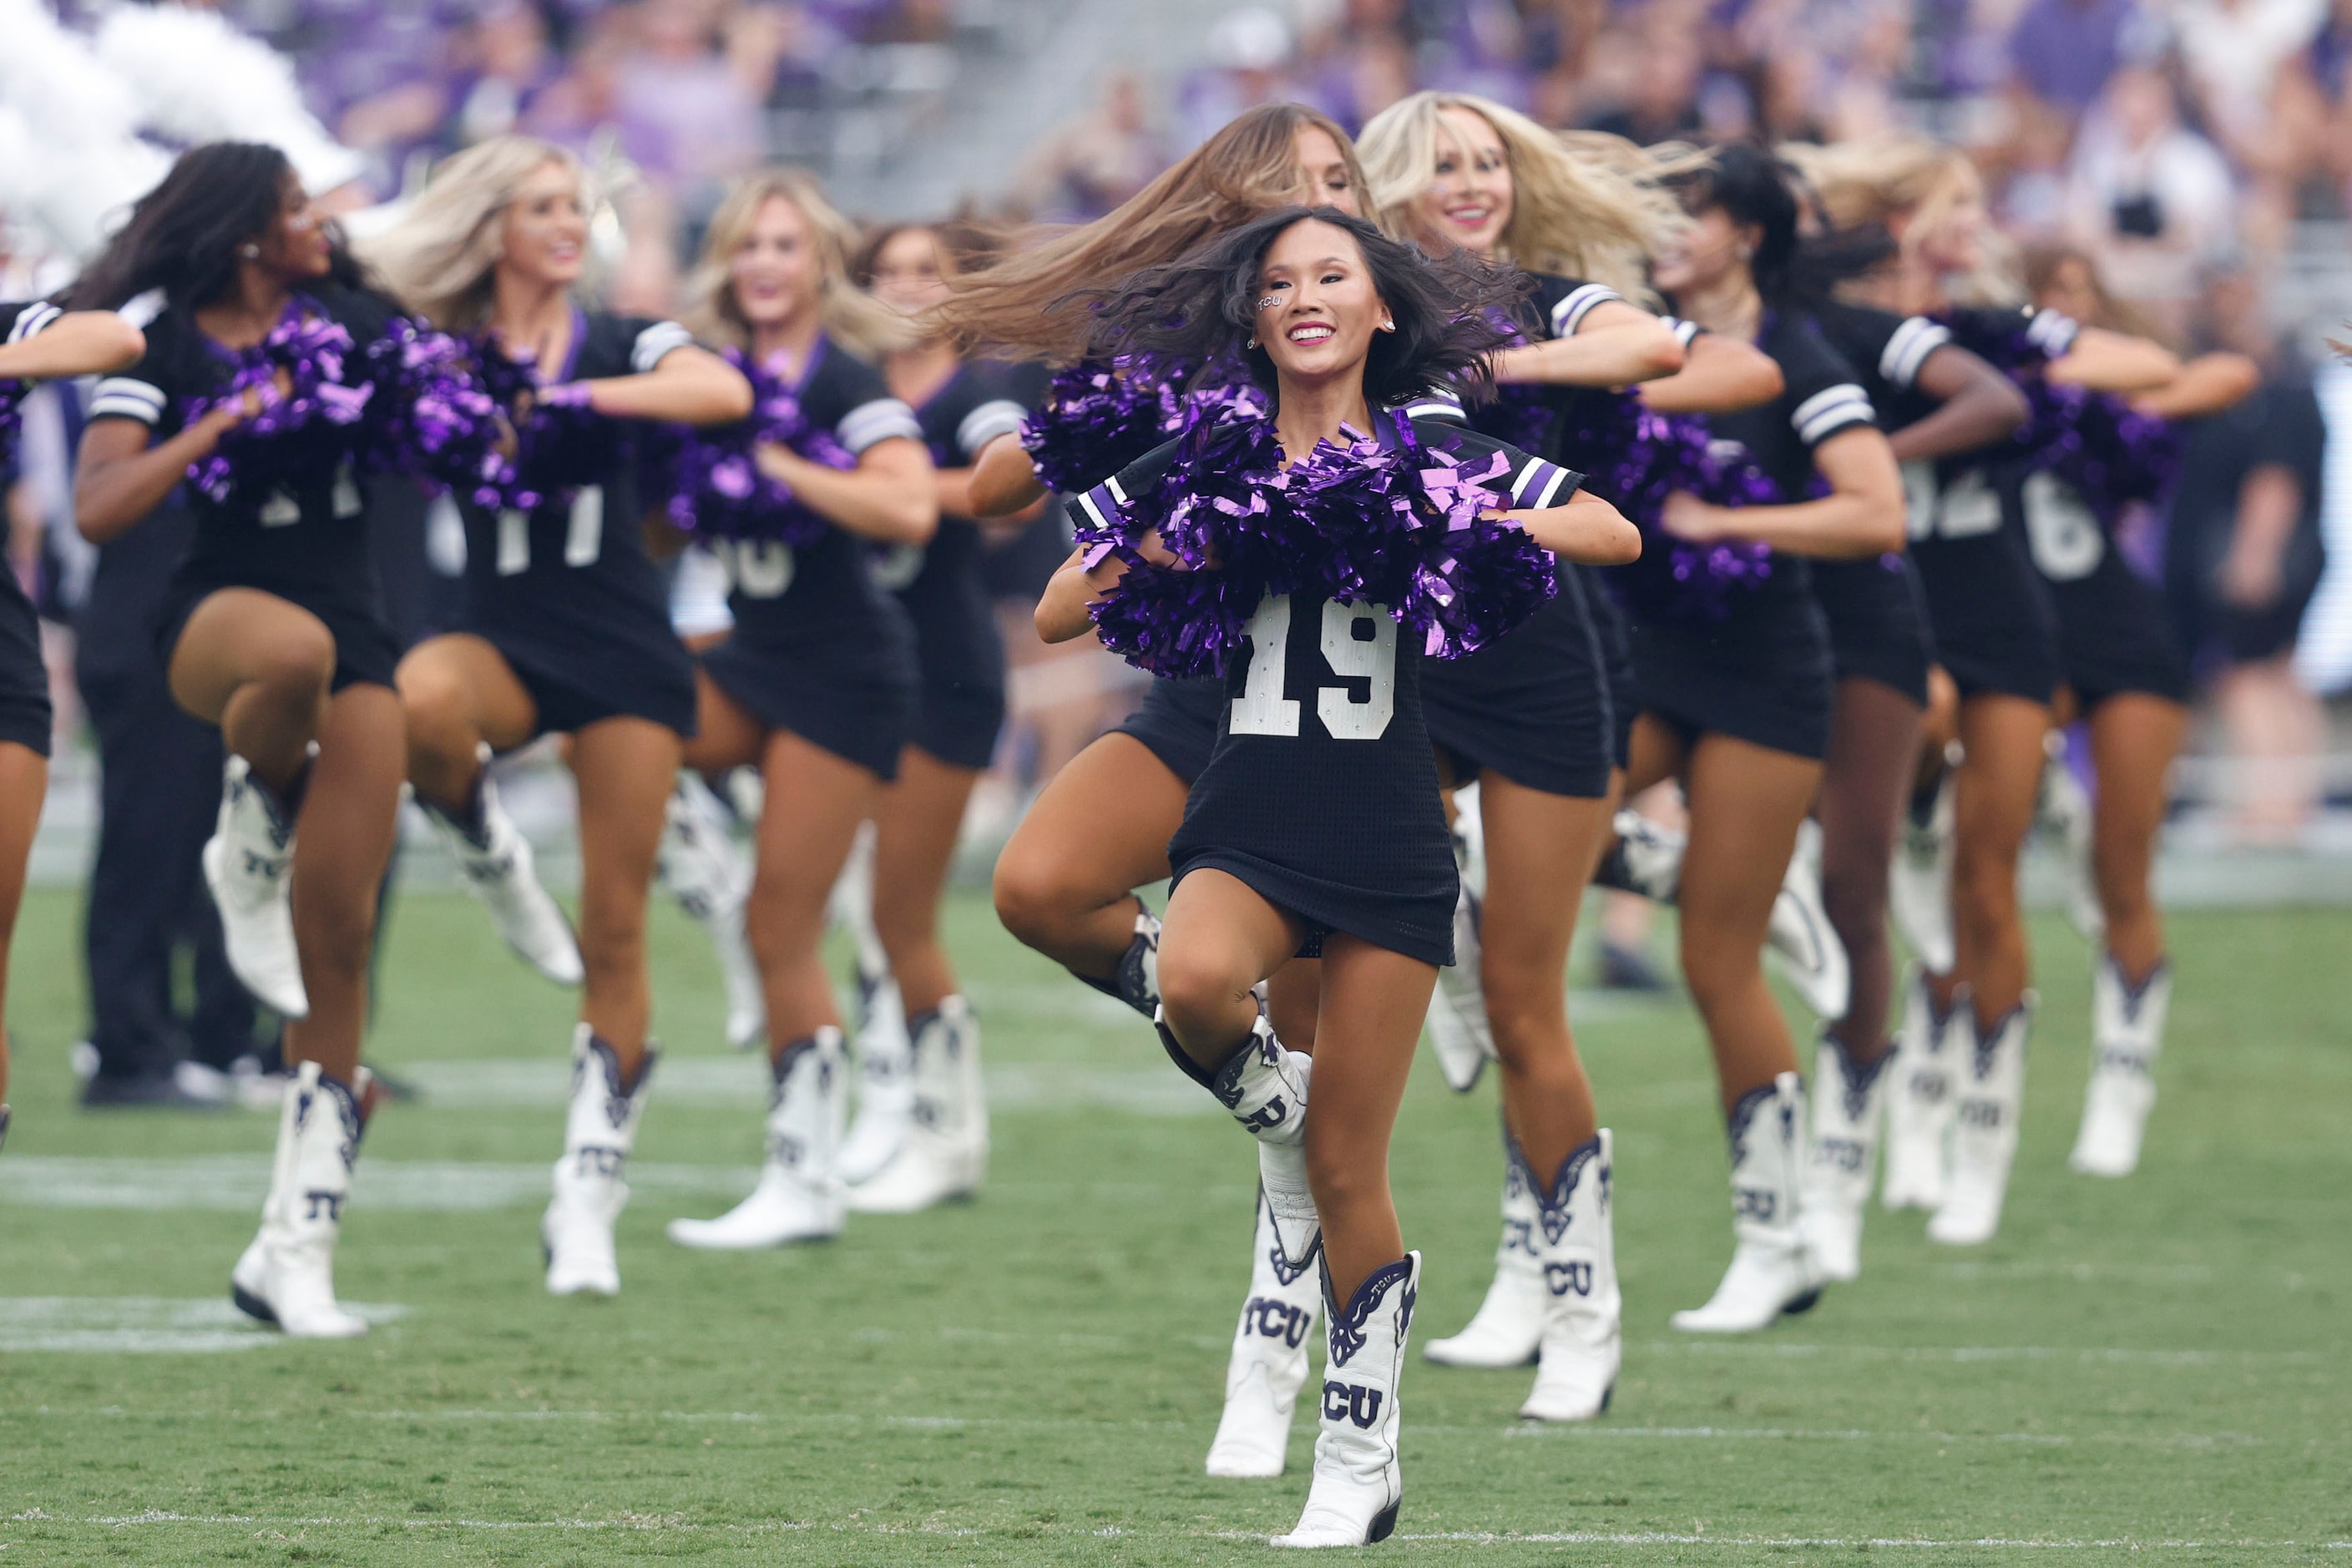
[2132,352,2259,422]
[1889,343,2031,463]
[0,311,145,381]
[75,412,240,545]
[1666,426,1905,559]
[1493,301,1685,389]
[757,432,938,546]
[1034,545,1120,643]
[969,431,1048,518]
[2046,326,2180,393]
[1636,331,1785,414]
[579,345,754,425]
[1510,490,1641,565]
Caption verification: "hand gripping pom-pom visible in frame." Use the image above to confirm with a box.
[354,317,509,502]
[656,346,857,544]
[181,307,373,503]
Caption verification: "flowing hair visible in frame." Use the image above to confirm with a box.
[362,136,585,331]
[2021,243,2171,346]
[1778,136,2020,303]
[1357,92,1680,305]
[933,103,1371,362]
[1073,207,1523,409]
[684,168,906,361]
[1658,141,1802,306]
[68,141,369,311]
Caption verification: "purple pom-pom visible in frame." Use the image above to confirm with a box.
[2016,382,2183,524]
[354,316,508,500]
[1077,396,1556,677]
[1020,358,1187,496]
[463,333,619,514]
[655,346,857,544]
[0,380,23,468]
[180,306,374,503]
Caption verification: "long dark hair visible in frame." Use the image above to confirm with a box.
[1070,207,1525,407]
[1666,141,1800,305]
[69,142,367,313]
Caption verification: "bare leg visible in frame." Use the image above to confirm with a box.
[395,635,539,810]
[1935,695,2049,1025]
[281,685,407,1085]
[1479,774,1611,1175]
[992,732,1187,979]
[1818,677,1924,1058]
[1678,734,1822,1111]
[0,741,46,1107]
[167,589,336,792]
[1156,867,1302,1066]
[1302,934,1439,1302]
[570,717,682,1070]
[2085,693,2186,984]
[747,728,882,1057]
[871,746,981,1018]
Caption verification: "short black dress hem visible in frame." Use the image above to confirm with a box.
[701,638,912,781]
[1171,847,1454,969]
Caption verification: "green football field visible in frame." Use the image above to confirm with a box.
[0,883,2344,1565]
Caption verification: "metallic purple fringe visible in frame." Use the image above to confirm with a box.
[2021,382,2183,521]
[1019,358,1188,497]
[464,336,618,515]
[655,346,856,543]
[180,309,373,503]
[1073,398,1557,678]
[355,316,508,503]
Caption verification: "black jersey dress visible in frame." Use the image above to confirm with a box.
[1894,306,2074,706]
[1421,274,1627,799]
[2017,447,2190,708]
[696,336,926,779]
[0,302,59,755]
[90,286,402,695]
[1080,412,1581,967]
[869,361,1029,770]
[1807,302,1946,708]
[459,311,700,738]
[1610,312,1871,761]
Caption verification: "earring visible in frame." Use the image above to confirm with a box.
[1378,318,1396,332]
[1245,336,1259,350]
[240,244,261,260]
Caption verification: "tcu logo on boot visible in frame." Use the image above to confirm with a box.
[1734,1186,1779,1222]
[1501,1217,1537,1259]
[767,1133,806,1166]
[1242,1297,1312,1348]
[1908,1069,1947,1103]
[1322,1381,1383,1429]
[302,1190,345,1222]
[1544,1260,1594,1297]
[1959,1099,2005,1129]
[1815,1136,1866,1172]
[1237,1099,1289,1135]
[573,1146,625,1178]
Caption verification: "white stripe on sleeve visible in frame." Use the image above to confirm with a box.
[956,398,1028,458]
[6,302,61,345]
[1791,383,1874,445]
[1881,317,1951,387]
[1551,282,1623,338]
[1073,487,1118,535]
[2027,310,2080,359]
[89,376,166,425]
[1527,464,1571,510]
[630,320,695,373]
[838,397,924,453]
[1664,316,1702,347]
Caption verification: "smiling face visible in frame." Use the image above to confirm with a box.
[1292,124,1360,216]
[729,193,822,333]
[254,171,334,283]
[867,225,952,318]
[1908,159,1986,277]
[497,159,587,289]
[1252,218,1386,390]
[1650,202,1749,296]
[1406,104,1512,256]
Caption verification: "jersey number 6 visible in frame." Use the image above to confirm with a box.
[1230,595,1398,741]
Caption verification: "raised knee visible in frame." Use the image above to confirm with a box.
[990,855,1067,948]
[250,629,335,704]
[1155,944,1242,1041]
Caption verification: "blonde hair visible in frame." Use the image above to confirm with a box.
[685,168,908,361]
[364,136,585,331]
[933,103,1371,362]
[1779,135,2020,301]
[1357,92,1681,305]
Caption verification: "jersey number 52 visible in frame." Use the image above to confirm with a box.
[1230,595,1398,741]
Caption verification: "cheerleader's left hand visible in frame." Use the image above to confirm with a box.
[1659,491,1722,542]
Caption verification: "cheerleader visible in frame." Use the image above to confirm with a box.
[1796,140,2180,1242]
[944,104,1376,1479]
[1353,93,1782,1414]
[661,169,938,1252]
[1040,205,1636,1545]
[1613,144,1906,1331]
[365,136,754,1295]
[828,220,1033,1211]
[2025,245,2257,1177]
[0,299,147,1151]
[71,144,417,1335]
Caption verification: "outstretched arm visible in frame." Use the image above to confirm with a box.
[2131,352,2260,422]
[573,344,754,425]
[2046,326,2180,394]
[1509,490,1641,565]
[0,311,145,382]
[969,431,1048,518]
[1492,300,1686,389]
[1636,332,1784,415]
[757,433,938,547]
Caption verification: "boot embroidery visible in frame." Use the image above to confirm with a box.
[1267,1222,1323,1287]
[1725,1081,1781,1167]
[1327,1257,1414,1368]
[1510,1134,1601,1247]
[1971,1009,2026,1083]
[1826,1034,1893,1123]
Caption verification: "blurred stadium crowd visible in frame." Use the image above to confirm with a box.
[4,0,2347,847]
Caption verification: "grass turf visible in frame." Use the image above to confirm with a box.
[0,884,2344,1565]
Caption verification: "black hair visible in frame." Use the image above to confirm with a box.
[1069,206,1526,407]
[68,142,368,313]
[1665,141,1800,305]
